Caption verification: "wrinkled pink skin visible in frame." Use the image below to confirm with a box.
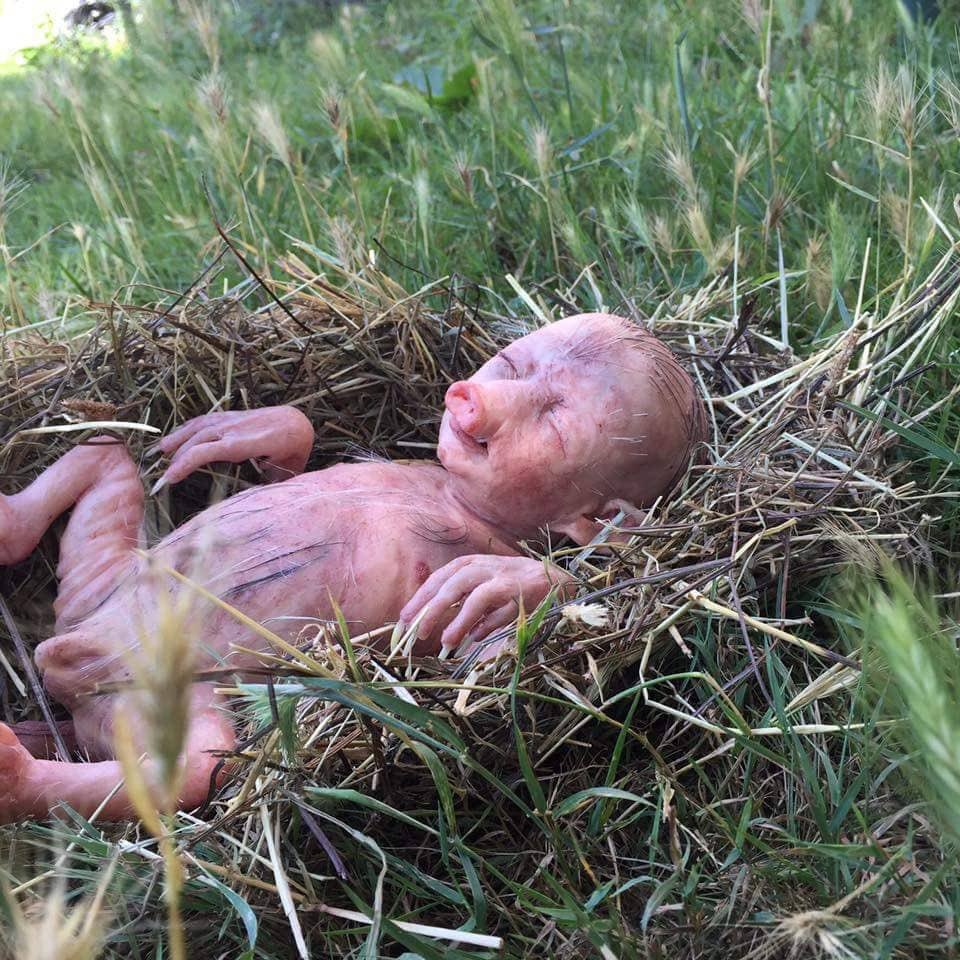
[0,314,702,822]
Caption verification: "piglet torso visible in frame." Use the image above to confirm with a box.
[34,460,513,709]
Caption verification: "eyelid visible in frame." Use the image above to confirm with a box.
[539,395,564,417]
[500,354,520,376]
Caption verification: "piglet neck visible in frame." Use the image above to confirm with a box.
[440,481,543,551]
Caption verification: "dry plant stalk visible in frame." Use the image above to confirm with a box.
[0,249,953,949]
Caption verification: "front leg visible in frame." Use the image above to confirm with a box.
[155,406,315,490]
[399,555,578,653]
[0,440,145,628]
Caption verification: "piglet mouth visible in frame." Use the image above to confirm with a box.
[452,421,489,454]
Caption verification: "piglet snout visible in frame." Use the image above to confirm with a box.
[445,382,487,438]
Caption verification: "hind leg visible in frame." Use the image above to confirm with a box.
[0,439,146,630]
[8,720,78,759]
[0,686,236,822]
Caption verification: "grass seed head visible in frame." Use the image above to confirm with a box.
[684,200,715,263]
[741,0,764,35]
[530,123,553,179]
[184,0,221,69]
[0,160,28,232]
[4,873,110,960]
[320,86,346,139]
[125,559,200,809]
[882,189,911,254]
[732,140,763,189]
[661,134,697,201]
[452,150,474,199]
[309,31,349,85]
[857,567,960,845]
[771,910,861,960]
[764,188,790,235]
[804,232,832,311]
[251,99,293,168]
[196,70,230,127]
[937,72,960,135]
[329,215,361,273]
[651,212,676,259]
[895,64,918,144]
[864,61,896,143]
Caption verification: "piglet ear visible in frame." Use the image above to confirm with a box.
[555,498,646,546]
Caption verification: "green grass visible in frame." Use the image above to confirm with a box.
[2,0,959,328]
[3,1,960,958]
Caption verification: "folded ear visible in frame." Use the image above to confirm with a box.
[553,498,646,546]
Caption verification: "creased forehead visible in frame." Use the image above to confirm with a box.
[540,313,673,373]
[511,313,625,359]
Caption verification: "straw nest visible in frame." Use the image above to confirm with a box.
[0,251,955,952]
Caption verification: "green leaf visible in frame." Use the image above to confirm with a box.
[194,874,258,951]
[510,602,548,816]
[306,787,439,836]
[553,786,648,818]
[840,400,960,467]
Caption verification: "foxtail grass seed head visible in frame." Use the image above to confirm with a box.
[859,568,960,845]
[252,99,293,168]
[414,170,431,253]
[882,190,911,254]
[80,163,111,221]
[0,161,27,232]
[804,232,832,311]
[530,124,553,179]
[684,200,717,267]
[651,213,676,259]
[938,73,960,135]
[823,520,883,570]
[764,189,789,235]
[864,61,896,143]
[320,87,346,140]
[309,31,349,84]
[115,216,147,275]
[126,558,199,809]
[5,874,110,960]
[329,215,360,273]
[732,141,762,189]
[827,198,859,290]
[453,150,474,199]
[741,0,764,35]
[196,70,229,126]
[661,135,697,201]
[895,64,918,144]
[623,198,654,248]
[184,0,220,68]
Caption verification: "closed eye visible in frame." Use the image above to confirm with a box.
[499,353,520,378]
[540,397,566,454]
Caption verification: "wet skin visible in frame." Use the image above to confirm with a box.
[0,313,704,821]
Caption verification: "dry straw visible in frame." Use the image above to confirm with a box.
[0,247,953,950]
